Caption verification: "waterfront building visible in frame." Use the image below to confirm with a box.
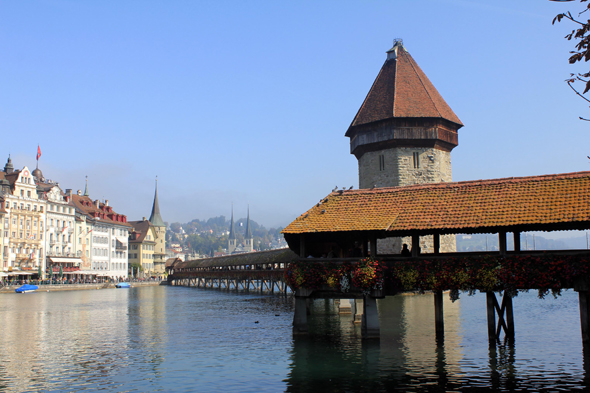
[70,189,131,279]
[346,39,463,253]
[128,219,157,276]
[0,157,48,276]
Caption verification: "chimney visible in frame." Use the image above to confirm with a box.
[66,189,72,197]
[95,200,100,208]
[105,200,109,207]
[143,217,146,221]
[77,190,81,196]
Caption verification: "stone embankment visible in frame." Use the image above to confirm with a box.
[0,281,167,293]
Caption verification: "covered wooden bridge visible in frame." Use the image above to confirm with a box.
[166,248,297,294]
[281,171,590,341]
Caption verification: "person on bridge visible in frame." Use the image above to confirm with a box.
[401,244,411,257]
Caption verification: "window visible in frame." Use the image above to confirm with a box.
[40,206,43,212]
[27,191,31,197]
[20,190,24,196]
[33,205,37,211]
[413,152,420,169]
[379,154,385,171]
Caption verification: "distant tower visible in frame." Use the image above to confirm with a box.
[3,155,13,174]
[83,176,89,196]
[149,178,167,273]
[228,205,237,254]
[244,205,254,252]
[346,39,463,253]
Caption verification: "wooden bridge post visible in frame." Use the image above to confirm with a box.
[486,292,496,344]
[579,291,590,347]
[513,231,521,253]
[486,291,515,343]
[411,234,420,257]
[434,290,444,340]
[433,233,440,255]
[499,232,507,256]
[361,295,380,339]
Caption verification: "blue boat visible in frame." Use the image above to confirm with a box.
[116,282,131,288]
[15,284,38,293]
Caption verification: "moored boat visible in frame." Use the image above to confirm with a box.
[116,282,131,288]
[15,284,39,293]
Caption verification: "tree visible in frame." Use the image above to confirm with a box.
[553,0,590,120]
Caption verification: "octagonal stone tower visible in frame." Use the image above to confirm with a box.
[346,40,463,253]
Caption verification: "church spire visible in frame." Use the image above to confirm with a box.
[83,176,89,196]
[149,177,165,227]
[228,204,236,240]
[245,205,252,238]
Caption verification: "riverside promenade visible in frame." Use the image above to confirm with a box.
[0,280,166,293]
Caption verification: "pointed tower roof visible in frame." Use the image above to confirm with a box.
[4,155,13,174]
[83,176,89,196]
[245,205,252,238]
[229,205,236,240]
[149,179,165,227]
[346,40,462,136]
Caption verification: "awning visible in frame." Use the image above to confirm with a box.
[47,257,84,264]
[5,272,35,276]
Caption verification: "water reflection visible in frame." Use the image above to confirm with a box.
[0,286,588,391]
[286,291,588,392]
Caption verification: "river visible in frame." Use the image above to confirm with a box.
[0,285,586,392]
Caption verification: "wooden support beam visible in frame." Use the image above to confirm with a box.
[499,232,507,256]
[434,290,444,340]
[486,292,497,343]
[370,234,377,258]
[513,231,521,254]
[504,293,515,340]
[412,234,420,257]
[579,291,590,347]
[433,233,440,255]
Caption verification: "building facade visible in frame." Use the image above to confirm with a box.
[127,182,166,277]
[71,190,131,279]
[0,158,48,276]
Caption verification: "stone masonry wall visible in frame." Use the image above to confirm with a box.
[359,147,456,254]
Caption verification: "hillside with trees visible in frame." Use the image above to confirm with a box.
[165,216,284,256]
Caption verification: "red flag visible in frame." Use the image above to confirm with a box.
[36,145,41,160]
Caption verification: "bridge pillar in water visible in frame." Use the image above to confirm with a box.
[361,296,380,339]
[293,289,313,334]
[338,299,352,314]
[352,299,363,324]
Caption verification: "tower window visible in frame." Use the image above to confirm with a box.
[379,155,385,171]
[413,152,420,169]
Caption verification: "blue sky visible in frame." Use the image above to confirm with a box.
[1,0,588,229]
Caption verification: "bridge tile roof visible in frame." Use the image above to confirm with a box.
[282,171,590,235]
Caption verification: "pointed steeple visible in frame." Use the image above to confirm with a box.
[149,177,165,227]
[228,204,236,240]
[83,176,89,196]
[245,205,252,238]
